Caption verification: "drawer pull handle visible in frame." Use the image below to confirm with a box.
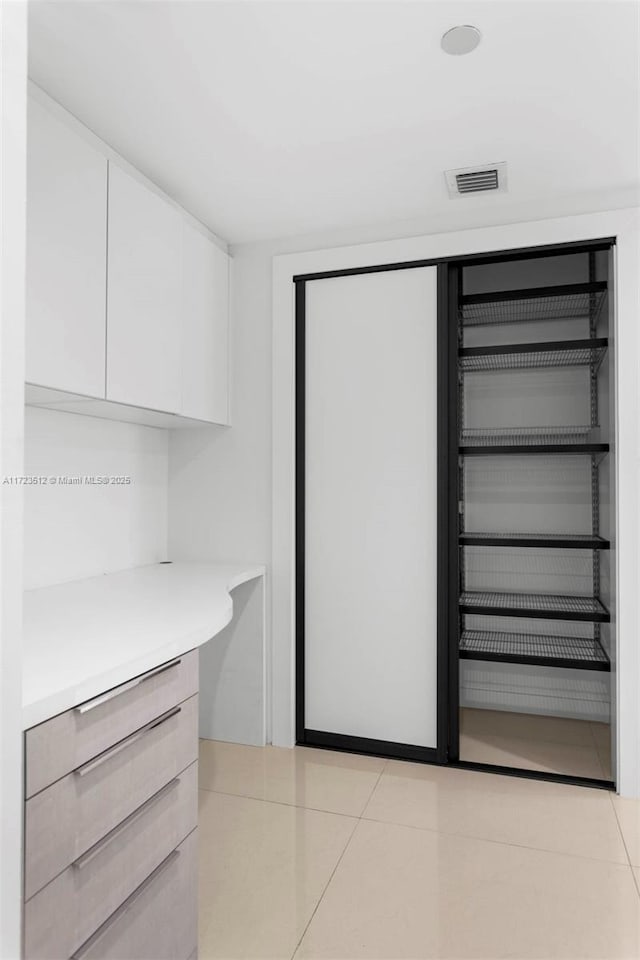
[72,777,181,871]
[75,659,182,714]
[71,848,181,959]
[74,706,181,778]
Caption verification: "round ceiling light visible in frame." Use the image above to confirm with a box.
[441,25,482,55]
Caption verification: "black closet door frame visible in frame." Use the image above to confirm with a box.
[294,265,449,765]
[294,237,615,773]
[439,262,461,764]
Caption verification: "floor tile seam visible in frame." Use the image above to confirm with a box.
[594,741,611,780]
[590,735,611,780]
[587,723,608,779]
[290,816,361,960]
[587,720,605,753]
[357,811,632,866]
[198,784,361,820]
[608,790,638,869]
[197,804,360,951]
[357,761,388,819]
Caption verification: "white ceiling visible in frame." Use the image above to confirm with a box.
[28,0,640,244]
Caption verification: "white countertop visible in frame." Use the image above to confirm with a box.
[22,561,265,729]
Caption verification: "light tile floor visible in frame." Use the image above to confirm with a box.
[198,739,640,959]
[460,708,612,780]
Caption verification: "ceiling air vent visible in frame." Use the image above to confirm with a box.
[445,162,507,198]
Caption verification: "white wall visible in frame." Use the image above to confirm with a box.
[0,4,26,956]
[168,247,271,566]
[24,408,168,589]
[168,248,272,741]
[198,576,266,746]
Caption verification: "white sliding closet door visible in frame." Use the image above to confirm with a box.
[304,266,438,748]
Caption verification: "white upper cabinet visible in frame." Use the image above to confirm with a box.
[181,223,229,424]
[26,99,108,398]
[106,163,182,414]
[25,95,231,428]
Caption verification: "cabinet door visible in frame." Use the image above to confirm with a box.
[181,223,229,424]
[106,163,182,413]
[26,99,107,397]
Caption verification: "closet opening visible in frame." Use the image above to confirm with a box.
[448,243,616,787]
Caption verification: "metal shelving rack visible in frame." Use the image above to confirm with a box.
[457,275,610,673]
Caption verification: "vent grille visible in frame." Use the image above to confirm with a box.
[445,161,507,198]
[456,169,499,193]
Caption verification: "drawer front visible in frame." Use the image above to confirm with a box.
[25,694,198,900]
[70,828,197,960]
[26,650,198,798]
[24,761,198,959]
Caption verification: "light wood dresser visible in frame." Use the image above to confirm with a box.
[23,650,199,960]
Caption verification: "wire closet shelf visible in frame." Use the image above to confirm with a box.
[459,425,609,455]
[459,531,610,549]
[459,338,607,373]
[459,281,607,327]
[459,590,610,622]
[459,629,610,671]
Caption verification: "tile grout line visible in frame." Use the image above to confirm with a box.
[284,815,640,960]
[289,816,359,960]
[607,790,640,900]
[607,790,632,864]
[197,757,384,958]
[201,779,628,869]
[198,784,362,820]
[358,759,388,819]
[588,721,610,781]
[288,762,388,960]
[359,809,631,867]
[587,722,603,778]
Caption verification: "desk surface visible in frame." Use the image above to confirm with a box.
[23,561,265,729]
